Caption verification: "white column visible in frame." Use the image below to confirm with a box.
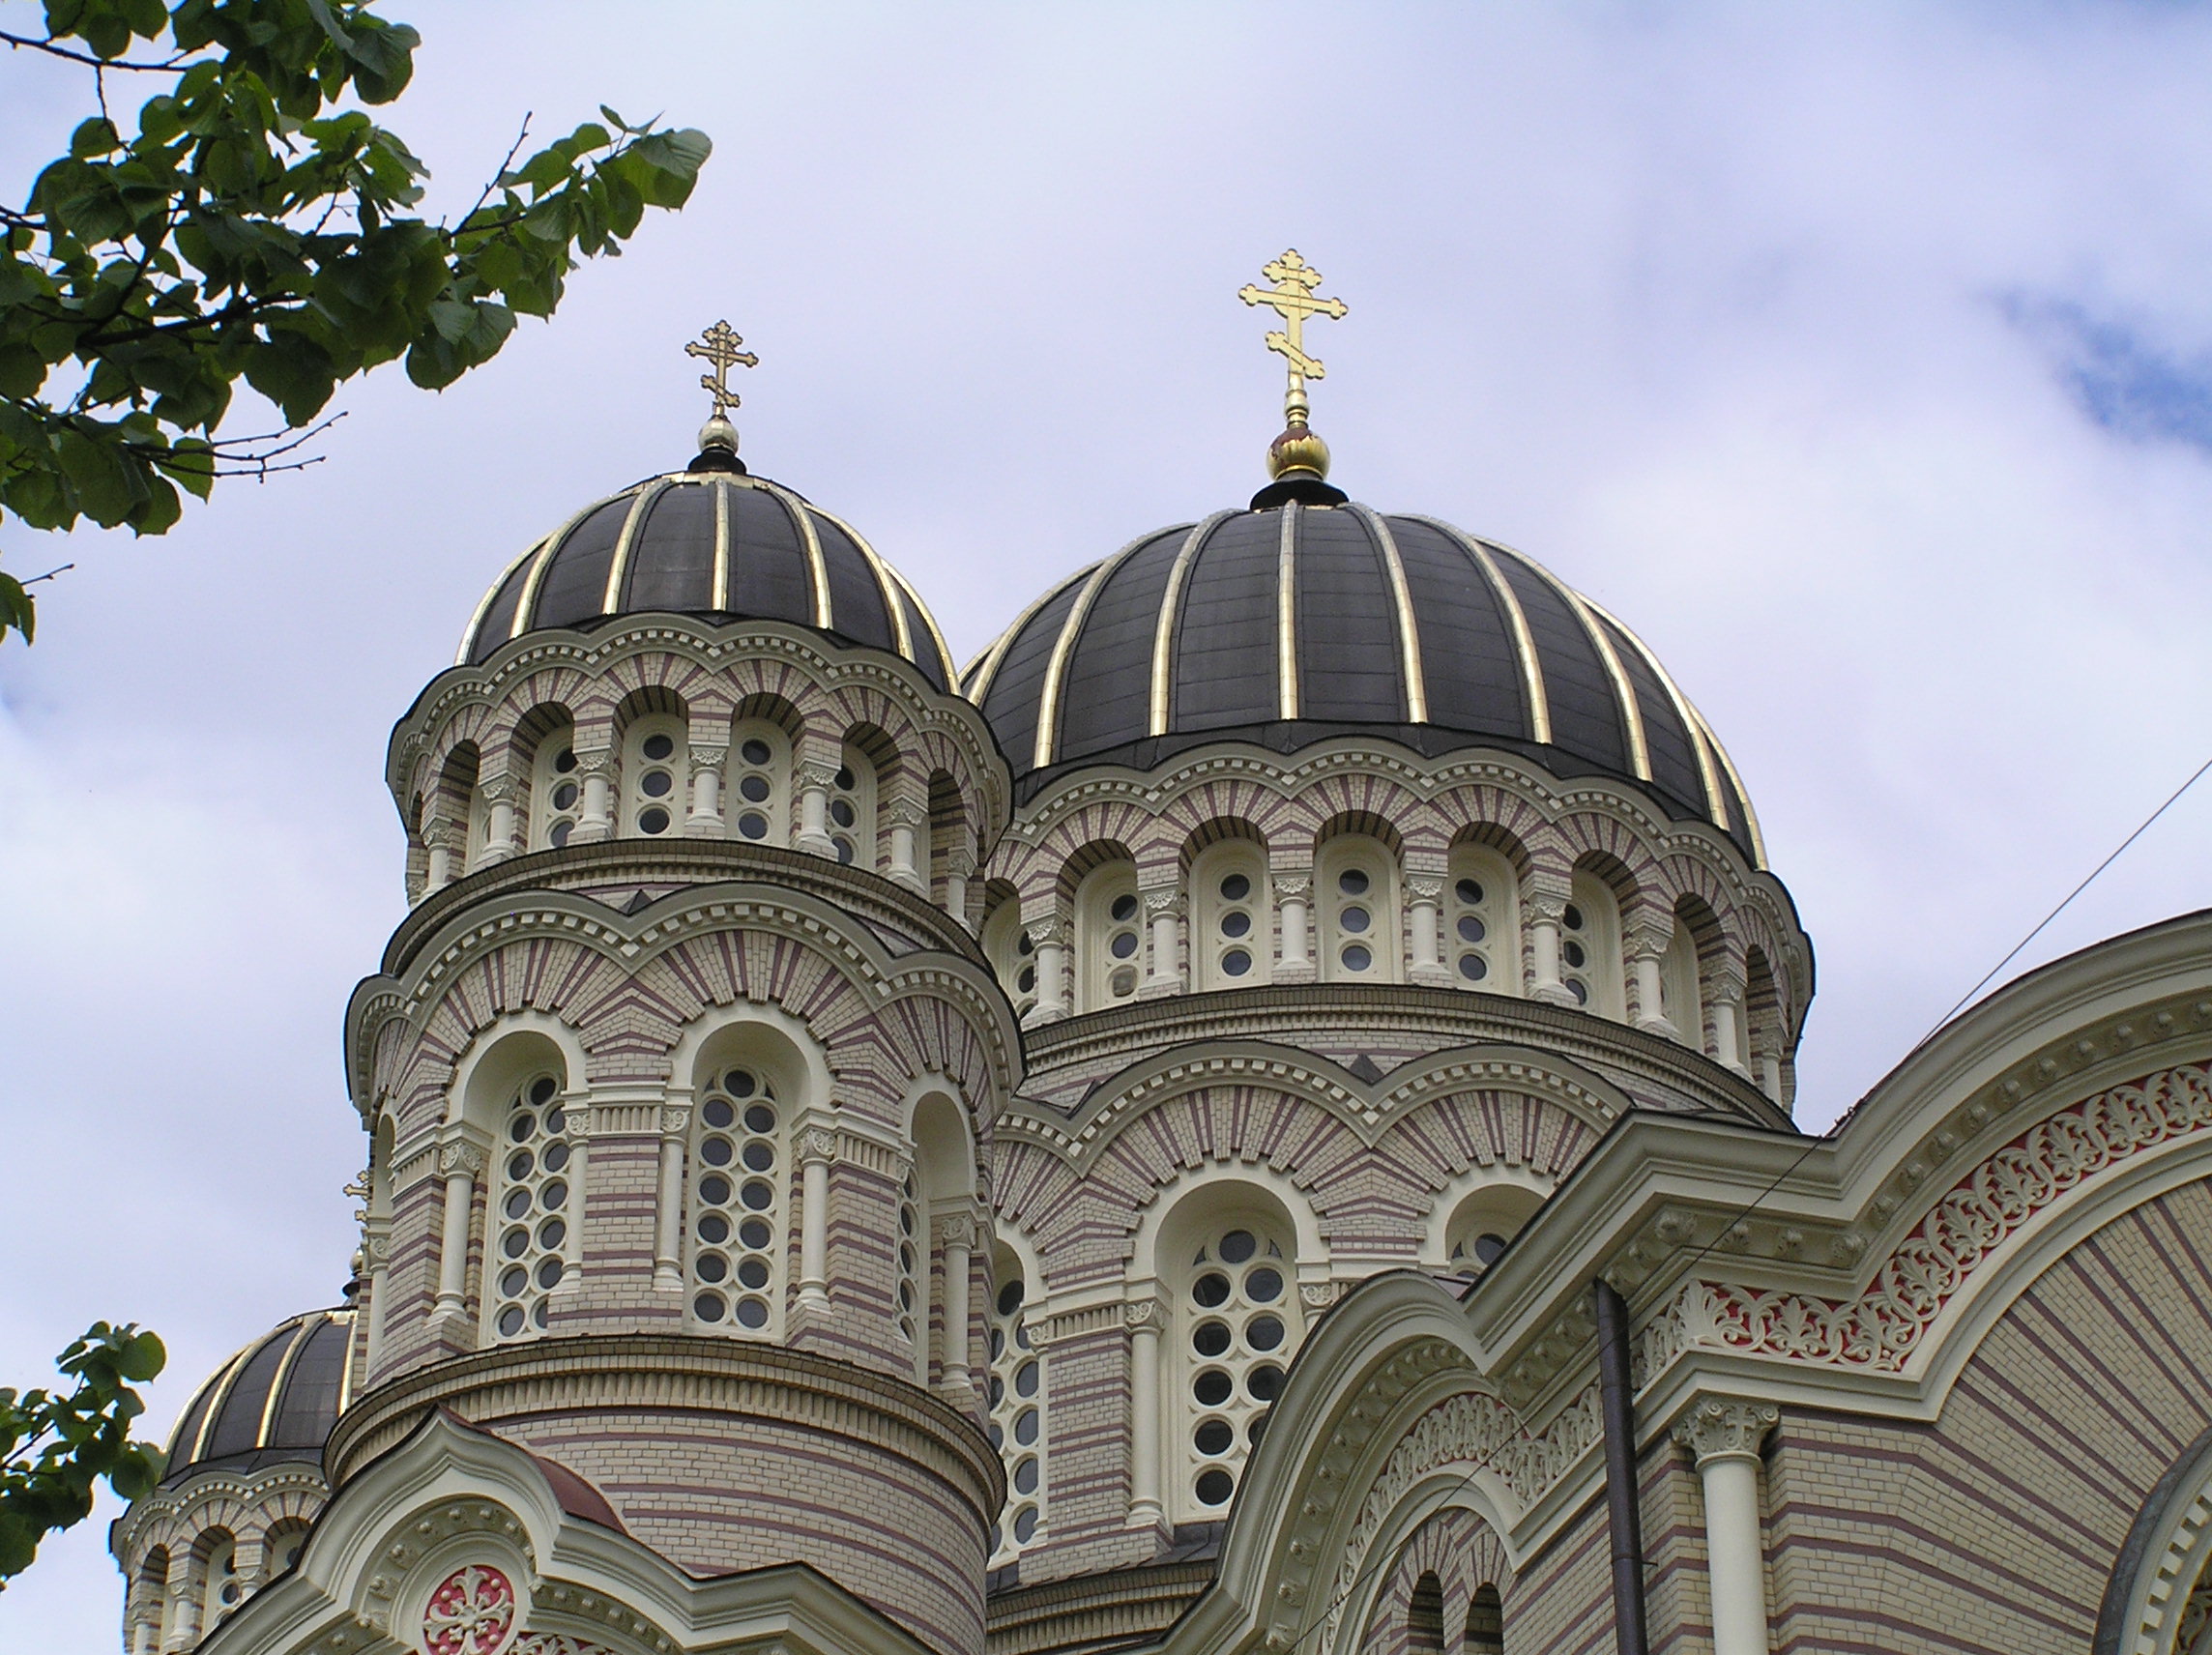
[478,777,519,866]
[423,817,460,892]
[1406,873,1448,985]
[944,849,975,931]
[1032,915,1069,1021]
[432,1141,483,1321]
[796,761,837,857]
[1274,872,1312,978]
[1142,886,1184,996]
[1125,1297,1166,1527]
[1711,965,1752,1076]
[1760,1051,1784,1102]
[939,1213,975,1399]
[886,798,927,893]
[798,1124,836,1309]
[684,747,726,837]
[362,1227,391,1373]
[655,1104,689,1292]
[572,750,616,843]
[1528,886,1577,1005]
[1628,927,1677,1037]
[1674,1397,1779,1655]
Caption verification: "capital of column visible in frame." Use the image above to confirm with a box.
[574,747,618,779]
[658,1103,693,1137]
[1027,914,1068,948]
[1122,1295,1169,1333]
[480,774,520,806]
[437,1139,485,1177]
[1405,873,1443,903]
[1710,960,1750,1002]
[884,797,928,828]
[935,1209,981,1250]
[1524,884,1570,924]
[1141,886,1184,918]
[1623,917,1674,961]
[1673,1395,1778,1466]
[797,760,841,792]
[798,1124,839,1166]
[1273,871,1313,901]
[687,745,728,777]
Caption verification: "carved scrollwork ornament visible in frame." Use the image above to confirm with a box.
[799,1126,838,1165]
[935,1210,979,1250]
[479,774,520,807]
[574,748,618,779]
[1671,1395,1779,1466]
[1273,871,1313,901]
[686,746,728,777]
[1141,886,1184,918]
[1122,1297,1166,1333]
[658,1105,692,1138]
[796,759,842,793]
[1299,1280,1340,1310]
[1522,884,1570,924]
[439,1140,487,1177]
[1026,914,1068,948]
[884,797,928,828]
[1404,873,1443,902]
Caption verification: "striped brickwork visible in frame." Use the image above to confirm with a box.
[1762,1176,2212,1655]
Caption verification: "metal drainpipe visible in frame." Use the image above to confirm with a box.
[1594,1278,1650,1655]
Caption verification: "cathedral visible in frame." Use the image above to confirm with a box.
[109,256,2212,1655]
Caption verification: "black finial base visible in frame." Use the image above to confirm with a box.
[1251,474,1348,509]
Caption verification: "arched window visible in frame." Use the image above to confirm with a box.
[907,1092,975,1386]
[1191,840,1269,991]
[1075,860,1142,1011]
[1444,1182,1547,1275]
[1562,872,1624,1017]
[1178,1211,1301,1520]
[981,896,1038,1019]
[486,1073,574,1341]
[196,1530,241,1632]
[1318,835,1397,983]
[529,722,582,849]
[989,1245,1046,1563]
[1446,844,1519,992]
[894,1168,924,1358]
[1467,1583,1504,1655]
[830,743,878,867]
[686,1062,785,1336]
[1408,1571,1445,1655]
[726,719,792,845]
[621,711,688,839]
[1661,915,1703,1047]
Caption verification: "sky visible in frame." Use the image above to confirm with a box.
[7,2,2212,1644]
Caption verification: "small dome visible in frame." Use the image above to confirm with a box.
[160,1307,357,1486]
[966,501,1763,859]
[458,466,956,689]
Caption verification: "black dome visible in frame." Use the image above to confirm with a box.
[160,1307,357,1486]
[458,468,956,689]
[965,502,1763,860]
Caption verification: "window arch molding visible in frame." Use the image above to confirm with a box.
[1128,1159,1328,1287]
[902,1076,980,1387]
[1184,825,1271,993]
[446,1011,589,1133]
[1063,842,1142,1012]
[1136,1172,1320,1523]
[1311,816,1402,985]
[1444,829,1527,995]
[665,1001,837,1321]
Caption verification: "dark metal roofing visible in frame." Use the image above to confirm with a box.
[964,503,1765,863]
[160,1307,357,1486]
[458,471,955,691]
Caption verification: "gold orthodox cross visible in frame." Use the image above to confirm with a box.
[685,319,759,418]
[1238,249,1348,427]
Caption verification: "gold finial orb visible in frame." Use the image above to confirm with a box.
[1267,423,1331,481]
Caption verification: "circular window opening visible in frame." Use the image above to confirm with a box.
[741,739,772,766]
[1341,944,1372,973]
[1220,873,1251,901]
[638,806,671,834]
[1222,948,1252,976]
[642,734,675,761]
[1195,1468,1235,1506]
[1337,868,1369,896]
[1459,953,1488,981]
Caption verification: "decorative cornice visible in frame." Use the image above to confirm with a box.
[1698,1060,2212,1373]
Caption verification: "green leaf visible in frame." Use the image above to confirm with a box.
[0,572,35,645]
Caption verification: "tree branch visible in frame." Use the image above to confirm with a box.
[0,30,194,71]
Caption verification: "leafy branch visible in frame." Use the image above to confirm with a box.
[0,0,713,645]
[0,1322,167,1586]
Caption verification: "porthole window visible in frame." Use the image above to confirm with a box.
[982,899,1037,1019]
[688,1066,783,1335]
[621,713,688,841]
[895,1172,922,1349]
[988,1257,1047,1563]
[530,724,581,850]
[830,745,878,869]
[1319,836,1396,982]
[487,1074,572,1341]
[1179,1218,1302,1520]
[1562,872,1624,1017]
[198,1535,241,1629]
[1193,842,1270,991]
[1448,845,1520,995]
[1077,861,1143,1010]
[725,721,790,845]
